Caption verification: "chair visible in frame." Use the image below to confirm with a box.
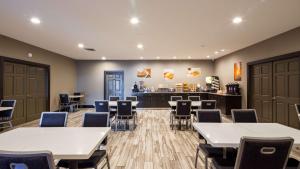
[95,100,109,112]
[211,137,294,169]
[171,96,182,101]
[126,96,137,101]
[72,92,81,108]
[39,112,68,127]
[188,96,201,116]
[296,104,300,121]
[57,113,110,169]
[109,96,120,101]
[116,101,136,131]
[0,150,56,169]
[59,94,77,112]
[201,100,217,109]
[195,110,237,169]
[0,100,16,129]
[231,109,258,123]
[171,100,191,132]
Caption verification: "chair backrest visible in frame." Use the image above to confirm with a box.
[296,104,300,115]
[176,100,191,116]
[188,96,200,101]
[59,94,70,104]
[231,109,258,123]
[95,100,109,112]
[117,101,132,116]
[109,96,120,101]
[82,112,109,127]
[73,92,81,101]
[0,100,16,119]
[171,96,183,101]
[39,112,68,127]
[234,137,294,169]
[126,96,137,101]
[201,100,216,109]
[197,109,222,123]
[0,150,56,169]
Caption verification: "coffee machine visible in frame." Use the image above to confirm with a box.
[225,83,240,95]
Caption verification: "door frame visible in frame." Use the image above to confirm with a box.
[104,70,124,100]
[247,51,300,108]
[0,56,51,111]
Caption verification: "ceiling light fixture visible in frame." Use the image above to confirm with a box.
[232,17,243,24]
[137,43,144,49]
[214,51,219,54]
[130,17,140,25]
[140,56,144,60]
[220,49,225,52]
[172,56,177,59]
[101,56,106,60]
[156,56,160,59]
[187,56,192,59]
[30,17,41,24]
[78,43,84,48]
[206,55,210,58]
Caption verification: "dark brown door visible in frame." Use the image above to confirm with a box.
[3,61,49,125]
[250,62,273,122]
[3,62,27,125]
[104,71,124,100]
[273,57,300,128]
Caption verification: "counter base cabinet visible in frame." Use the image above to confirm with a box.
[132,93,242,115]
[208,94,242,115]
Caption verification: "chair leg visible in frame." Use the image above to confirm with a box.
[8,121,13,128]
[115,117,117,131]
[195,145,200,168]
[106,154,111,169]
[205,155,208,169]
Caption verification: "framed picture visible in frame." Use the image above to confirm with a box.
[234,62,242,81]
[187,68,201,77]
[163,69,174,80]
[137,68,151,78]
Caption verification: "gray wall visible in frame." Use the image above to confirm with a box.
[0,35,77,111]
[214,27,300,108]
[76,60,214,105]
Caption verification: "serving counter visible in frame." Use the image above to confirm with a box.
[131,92,241,115]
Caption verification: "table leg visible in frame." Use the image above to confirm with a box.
[223,147,227,159]
[69,160,78,169]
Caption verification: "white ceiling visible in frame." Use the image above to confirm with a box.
[0,0,299,60]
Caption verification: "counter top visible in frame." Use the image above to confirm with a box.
[132,92,241,96]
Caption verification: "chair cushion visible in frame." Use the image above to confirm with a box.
[286,158,300,169]
[57,150,106,168]
[211,156,236,169]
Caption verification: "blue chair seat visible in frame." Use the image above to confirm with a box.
[57,150,106,168]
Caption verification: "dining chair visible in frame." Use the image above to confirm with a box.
[201,100,217,109]
[211,137,294,169]
[195,109,237,169]
[231,109,258,123]
[59,94,77,112]
[57,112,110,169]
[188,96,201,116]
[72,92,81,107]
[171,100,191,133]
[109,96,120,101]
[171,96,183,101]
[296,104,300,121]
[39,112,68,127]
[0,100,16,129]
[126,96,137,101]
[95,100,115,126]
[0,150,56,169]
[126,96,138,120]
[116,101,136,131]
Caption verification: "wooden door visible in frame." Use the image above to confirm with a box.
[250,63,273,122]
[3,62,27,125]
[104,71,124,100]
[273,57,300,128]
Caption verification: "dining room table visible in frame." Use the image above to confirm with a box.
[0,127,110,169]
[192,122,300,158]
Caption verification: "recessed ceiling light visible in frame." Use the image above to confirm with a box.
[137,43,144,49]
[130,17,139,25]
[206,55,210,58]
[101,56,106,60]
[220,49,225,52]
[78,43,84,48]
[232,17,242,24]
[214,51,219,55]
[140,56,144,60]
[30,17,41,24]
[156,56,160,59]
[172,56,177,59]
[187,56,192,59]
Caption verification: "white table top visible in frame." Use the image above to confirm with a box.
[0,127,110,159]
[168,101,201,107]
[0,107,13,111]
[109,101,138,107]
[69,95,84,98]
[193,123,300,148]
